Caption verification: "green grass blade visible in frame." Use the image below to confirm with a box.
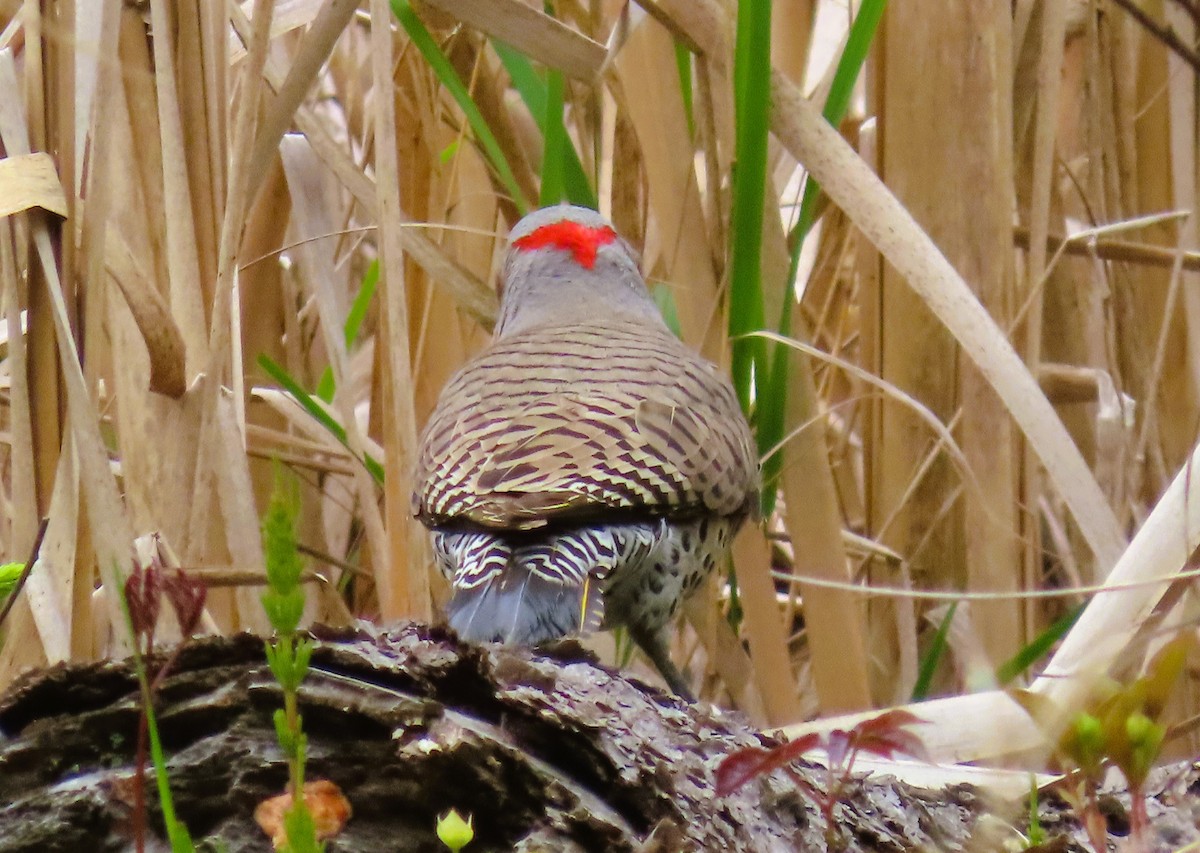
[0,562,21,601]
[674,41,694,138]
[790,0,886,247]
[495,41,546,113]
[757,0,886,515]
[1026,776,1045,846]
[258,354,385,484]
[728,0,772,414]
[115,583,196,853]
[493,41,597,208]
[651,283,683,339]
[392,0,530,213]
[996,604,1083,686]
[345,258,379,349]
[539,67,567,205]
[911,601,957,701]
[316,259,380,402]
[314,372,335,405]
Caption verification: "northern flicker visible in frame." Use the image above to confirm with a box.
[413,205,759,699]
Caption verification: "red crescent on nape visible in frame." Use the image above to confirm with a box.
[512,221,618,269]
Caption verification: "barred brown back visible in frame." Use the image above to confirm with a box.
[414,320,758,532]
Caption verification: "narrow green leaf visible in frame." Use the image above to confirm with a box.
[345,259,379,350]
[439,138,460,164]
[391,0,530,212]
[283,803,323,853]
[758,0,887,515]
[314,371,335,404]
[674,41,694,138]
[911,601,957,701]
[996,604,1083,686]
[494,41,546,115]
[1027,776,1045,846]
[114,582,196,853]
[540,68,567,206]
[651,283,683,339]
[316,260,378,403]
[790,0,887,248]
[728,0,772,414]
[0,562,22,600]
[493,41,597,208]
[257,354,385,484]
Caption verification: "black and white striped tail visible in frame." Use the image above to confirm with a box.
[433,522,663,645]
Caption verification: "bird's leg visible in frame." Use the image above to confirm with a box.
[628,622,695,702]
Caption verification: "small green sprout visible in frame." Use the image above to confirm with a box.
[436,809,474,852]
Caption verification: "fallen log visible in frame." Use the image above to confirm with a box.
[0,623,1195,851]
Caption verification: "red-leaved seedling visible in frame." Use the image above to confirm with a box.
[125,559,163,651]
[163,568,207,638]
[717,709,930,847]
[122,554,208,853]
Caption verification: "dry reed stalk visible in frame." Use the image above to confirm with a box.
[0,45,134,666]
[369,0,430,621]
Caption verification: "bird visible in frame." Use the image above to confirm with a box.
[412,205,759,699]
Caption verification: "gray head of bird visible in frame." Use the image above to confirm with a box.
[494,205,665,338]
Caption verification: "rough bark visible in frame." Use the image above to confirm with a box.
[0,623,1196,852]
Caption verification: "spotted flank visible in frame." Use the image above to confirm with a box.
[600,515,736,634]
